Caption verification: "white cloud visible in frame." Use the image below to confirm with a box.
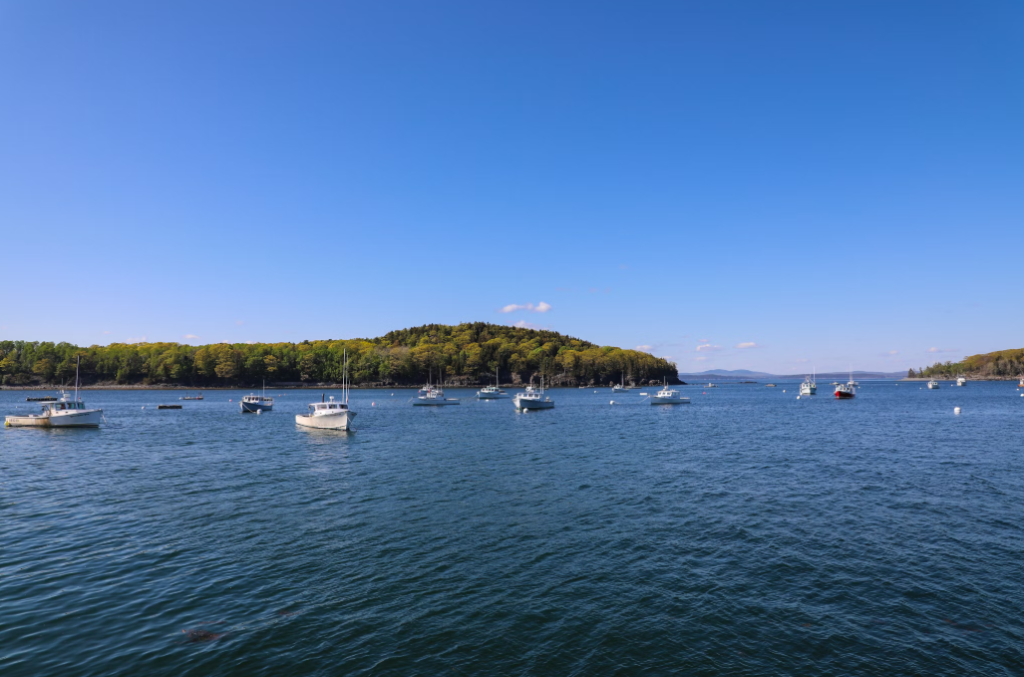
[699,338,710,343]
[635,345,654,351]
[735,342,759,349]
[499,301,552,314]
[183,334,200,340]
[928,347,959,353]
[696,344,721,352]
[102,330,111,335]
[888,350,899,355]
[693,356,709,361]
[512,320,542,329]
[126,336,147,344]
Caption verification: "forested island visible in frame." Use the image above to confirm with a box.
[0,323,679,388]
[908,347,1024,379]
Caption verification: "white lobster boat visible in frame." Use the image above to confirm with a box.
[5,358,102,428]
[296,396,356,430]
[650,380,689,404]
[927,379,940,390]
[477,367,508,399]
[297,351,357,430]
[956,375,966,387]
[413,385,460,406]
[241,381,274,412]
[799,369,817,396]
[514,378,554,410]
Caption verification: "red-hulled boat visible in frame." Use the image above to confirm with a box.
[834,383,855,399]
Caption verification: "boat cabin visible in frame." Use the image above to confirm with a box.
[44,400,87,413]
[242,394,273,403]
[309,400,348,414]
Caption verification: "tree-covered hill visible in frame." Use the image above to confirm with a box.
[0,322,679,387]
[910,347,1024,379]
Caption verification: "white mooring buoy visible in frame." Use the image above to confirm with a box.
[256,409,261,415]
[610,400,615,405]
[954,407,961,415]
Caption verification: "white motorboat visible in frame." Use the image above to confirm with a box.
[956,375,966,387]
[927,379,940,389]
[241,382,274,412]
[477,367,508,399]
[611,373,633,392]
[413,384,460,406]
[514,377,554,410]
[296,395,356,430]
[799,369,817,396]
[296,350,356,430]
[650,380,689,404]
[5,358,102,428]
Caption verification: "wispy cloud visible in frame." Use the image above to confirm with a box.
[735,342,759,349]
[512,320,542,329]
[102,330,111,335]
[696,344,721,352]
[794,358,809,363]
[126,336,147,344]
[693,356,709,362]
[887,350,899,355]
[499,301,551,314]
[928,347,959,353]
[635,345,654,351]
[183,334,200,340]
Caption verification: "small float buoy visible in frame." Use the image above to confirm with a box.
[797,396,801,399]
[256,409,261,415]
[783,390,786,393]
[610,400,615,405]
[372,402,375,407]
[954,407,961,415]
[141,406,145,410]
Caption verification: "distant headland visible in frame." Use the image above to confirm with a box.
[909,347,1024,381]
[0,323,680,389]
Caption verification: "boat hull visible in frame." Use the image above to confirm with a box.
[476,392,507,399]
[651,397,690,404]
[515,399,554,410]
[5,409,102,427]
[296,411,356,430]
[412,399,460,406]
[834,391,855,399]
[240,401,273,413]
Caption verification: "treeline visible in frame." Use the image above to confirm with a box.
[0,323,679,387]
[911,347,1024,379]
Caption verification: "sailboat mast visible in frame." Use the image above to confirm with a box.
[75,355,80,402]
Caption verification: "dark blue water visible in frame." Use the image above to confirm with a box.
[2,383,1022,675]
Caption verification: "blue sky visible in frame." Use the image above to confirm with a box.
[1,1,1021,373]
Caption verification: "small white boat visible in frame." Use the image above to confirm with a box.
[241,381,273,412]
[707,383,719,388]
[477,367,508,399]
[296,350,356,430]
[650,380,689,404]
[799,369,817,396]
[296,396,356,430]
[927,379,940,390]
[5,358,102,428]
[514,378,554,410]
[956,375,966,387]
[413,385,460,406]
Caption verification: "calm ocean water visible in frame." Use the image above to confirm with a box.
[1,382,1022,676]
